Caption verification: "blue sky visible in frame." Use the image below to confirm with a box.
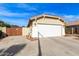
[0,3,79,26]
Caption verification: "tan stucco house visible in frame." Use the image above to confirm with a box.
[27,14,65,38]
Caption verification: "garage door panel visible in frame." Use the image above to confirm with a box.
[37,25,62,37]
[32,24,64,37]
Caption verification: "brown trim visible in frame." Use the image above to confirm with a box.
[66,24,79,26]
[27,14,65,27]
[44,16,59,19]
[37,23,64,26]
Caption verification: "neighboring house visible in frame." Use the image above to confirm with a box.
[27,14,65,38]
[66,20,79,34]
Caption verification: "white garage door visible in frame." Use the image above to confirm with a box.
[32,24,65,37]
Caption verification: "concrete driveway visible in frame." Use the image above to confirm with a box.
[39,36,79,56]
[0,36,79,56]
[0,36,38,56]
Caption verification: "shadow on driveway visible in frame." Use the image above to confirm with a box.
[0,44,26,56]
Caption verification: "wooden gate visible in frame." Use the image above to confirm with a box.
[6,27,22,36]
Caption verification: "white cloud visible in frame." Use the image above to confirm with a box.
[0,4,37,17]
[0,4,38,26]
[63,15,75,18]
[0,11,30,17]
[16,4,38,11]
[42,12,57,15]
[42,12,79,22]
[62,15,79,21]
[0,8,36,18]
[0,4,79,26]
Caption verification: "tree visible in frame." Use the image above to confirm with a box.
[0,20,19,28]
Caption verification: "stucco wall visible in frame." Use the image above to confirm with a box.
[0,27,32,36]
[0,27,31,36]
[33,17,65,25]
[22,27,30,36]
[31,17,65,37]
[0,27,6,33]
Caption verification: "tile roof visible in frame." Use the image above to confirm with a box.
[66,20,79,26]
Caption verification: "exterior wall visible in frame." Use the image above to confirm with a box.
[22,27,30,36]
[6,28,22,36]
[0,27,6,33]
[77,26,79,34]
[32,17,65,25]
[62,26,65,35]
[66,25,79,34]
[32,25,38,37]
[31,17,65,38]
[0,27,32,36]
